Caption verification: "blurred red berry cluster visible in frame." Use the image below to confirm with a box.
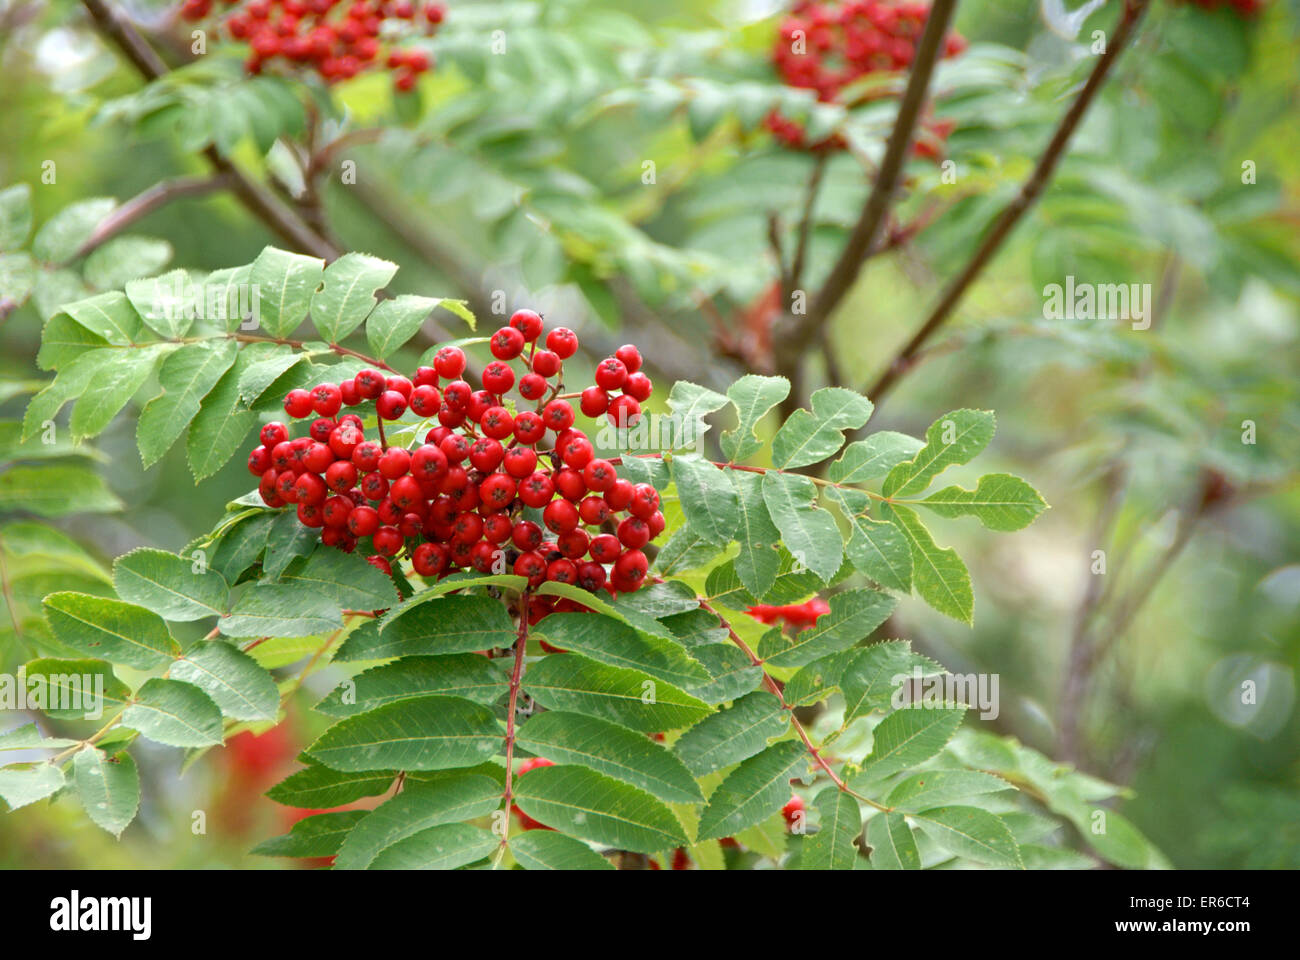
[747,597,831,630]
[178,0,446,91]
[247,311,663,612]
[768,0,966,156]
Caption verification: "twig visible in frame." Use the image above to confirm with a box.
[865,0,1152,405]
[72,174,232,261]
[495,591,532,865]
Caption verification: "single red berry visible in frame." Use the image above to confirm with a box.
[248,445,272,475]
[293,472,327,506]
[412,542,450,577]
[553,467,587,502]
[339,378,361,406]
[509,309,544,341]
[322,495,354,528]
[378,446,412,479]
[469,437,505,473]
[284,388,314,419]
[595,357,628,391]
[386,375,414,400]
[414,366,439,388]
[781,794,805,829]
[490,325,526,360]
[410,384,441,416]
[560,435,594,469]
[531,350,561,377]
[373,525,403,556]
[480,406,515,441]
[612,548,649,590]
[480,472,517,511]
[325,460,358,493]
[443,380,473,411]
[614,344,643,374]
[482,361,515,395]
[309,417,336,444]
[546,558,578,585]
[513,411,545,445]
[503,446,538,479]
[303,442,334,474]
[557,528,589,560]
[297,501,325,528]
[605,478,634,510]
[261,421,289,447]
[589,534,621,564]
[352,440,383,472]
[434,345,467,379]
[376,390,408,420]
[618,516,651,549]
[514,551,547,587]
[577,561,606,592]
[311,382,343,416]
[390,475,423,510]
[512,520,544,551]
[354,369,386,400]
[628,483,659,519]
[542,399,575,432]
[520,472,555,508]
[545,327,579,359]
[579,386,609,418]
[608,395,642,428]
[519,373,548,401]
[440,433,472,464]
[624,372,653,402]
[578,495,611,525]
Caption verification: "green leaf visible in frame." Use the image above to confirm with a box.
[0,723,78,752]
[882,409,996,498]
[113,547,230,621]
[186,346,265,481]
[35,313,107,371]
[883,503,974,624]
[305,695,500,772]
[665,380,729,436]
[32,197,115,263]
[0,465,122,516]
[252,811,368,858]
[219,583,343,638]
[57,291,143,345]
[523,654,712,734]
[209,511,275,583]
[757,587,896,668]
[858,706,966,782]
[122,678,224,747]
[170,641,279,722]
[840,641,944,725]
[517,711,703,804]
[69,345,168,440]
[611,580,700,620]
[267,763,399,809]
[262,507,320,580]
[917,473,1048,531]
[730,468,783,598]
[355,595,514,657]
[531,612,708,689]
[24,348,114,434]
[885,770,1015,813]
[85,237,172,291]
[310,252,397,343]
[236,347,304,404]
[510,830,614,870]
[369,822,498,869]
[865,812,920,869]
[280,545,399,612]
[799,786,861,870]
[911,806,1023,868]
[136,340,239,468]
[22,658,132,720]
[123,270,195,340]
[43,592,177,669]
[846,516,913,591]
[673,690,788,777]
[366,294,439,358]
[761,471,843,582]
[771,388,874,469]
[670,455,740,546]
[0,183,33,250]
[0,764,65,811]
[249,246,324,338]
[697,740,807,841]
[720,374,790,463]
[828,432,924,484]
[333,774,501,869]
[314,655,509,717]
[513,764,688,854]
[0,252,34,305]
[73,747,140,838]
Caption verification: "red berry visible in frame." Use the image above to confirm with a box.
[309,417,336,444]
[414,365,439,387]
[531,350,561,377]
[543,499,580,534]
[434,345,467,379]
[373,525,403,556]
[520,472,555,508]
[577,561,606,592]
[545,327,579,359]
[614,344,643,373]
[519,373,548,401]
[386,375,414,400]
[354,369,386,400]
[303,442,333,474]
[628,483,659,519]
[284,388,314,419]
[361,472,390,501]
[512,520,544,551]
[490,326,526,360]
[513,411,545,445]
[469,437,504,473]
[440,433,471,463]
[612,548,649,590]
[557,528,589,560]
[325,459,358,492]
[514,551,547,587]
[410,443,449,482]
[608,395,642,428]
[293,473,327,506]
[480,473,517,511]
[410,384,441,416]
[503,446,538,479]
[509,309,544,341]
[542,400,575,432]
[482,361,515,395]
[412,542,450,577]
[376,390,407,420]
[579,386,609,418]
[781,794,805,828]
[560,435,594,469]
[443,380,472,411]
[311,382,343,416]
[480,406,514,441]
[352,441,383,472]
[618,516,651,549]
[624,372,653,402]
[546,558,578,585]
[589,534,621,564]
[339,378,361,406]
[553,467,587,502]
[578,495,611,525]
[595,357,628,391]
[604,478,634,511]
[248,445,272,475]
[261,421,289,447]
[378,446,412,479]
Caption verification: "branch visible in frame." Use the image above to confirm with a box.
[865,0,1152,405]
[495,591,532,862]
[72,174,231,261]
[80,0,341,261]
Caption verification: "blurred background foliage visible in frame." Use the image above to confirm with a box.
[0,0,1297,867]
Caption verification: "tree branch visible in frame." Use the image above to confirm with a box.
[80,0,341,261]
[865,0,1152,405]
[72,174,232,261]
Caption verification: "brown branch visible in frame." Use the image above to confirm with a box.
[788,152,829,297]
[865,0,1152,405]
[72,174,232,261]
[497,591,532,857]
[80,0,341,261]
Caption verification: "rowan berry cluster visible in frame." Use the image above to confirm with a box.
[245,310,663,605]
[747,597,830,630]
[178,0,445,91]
[767,0,966,155]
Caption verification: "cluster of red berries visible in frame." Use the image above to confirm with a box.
[178,0,445,91]
[768,0,966,156]
[245,309,663,603]
[747,597,831,630]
